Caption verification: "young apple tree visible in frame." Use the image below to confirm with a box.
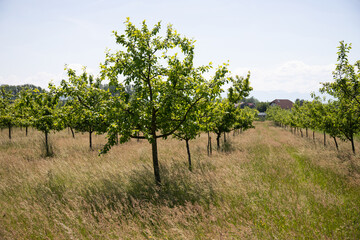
[22,87,64,156]
[100,19,228,185]
[60,68,111,150]
[321,42,360,154]
[210,74,253,149]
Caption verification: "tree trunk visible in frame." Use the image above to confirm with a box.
[323,131,326,146]
[151,135,161,185]
[306,128,308,138]
[333,137,339,151]
[70,127,75,138]
[313,131,315,140]
[300,128,303,137]
[350,135,355,155]
[207,132,209,156]
[8,124,11,140]
[209,135,212,155]
[216,133,221,150]
[207,132,210,156]
[26,126,28,137]
[224,132,227,143]
[45,131,50,156]
[89,130,93,150]
[207,132,212,156]
[186,139,192,171]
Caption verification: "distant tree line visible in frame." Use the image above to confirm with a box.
[240,96,269,112]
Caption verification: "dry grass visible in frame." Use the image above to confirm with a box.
[0,123,359,239]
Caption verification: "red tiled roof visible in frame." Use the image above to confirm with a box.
[270,99,293,109]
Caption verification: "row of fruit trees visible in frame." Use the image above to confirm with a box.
[0,19,258,185]
[266,41,360,154]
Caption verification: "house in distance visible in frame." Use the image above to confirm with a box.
[270,99,293,109]
[235,102,256,109]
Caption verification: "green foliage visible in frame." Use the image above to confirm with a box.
[13,88,34,131]
[26,88,64,133]
[101,19,225,144]
[0,86,17,138]
[59,67,111,148]
[228,73,252,103]
[266,105,291,127]
[0,84,45,100]
[321,41,360,105]
[256,101,269,112]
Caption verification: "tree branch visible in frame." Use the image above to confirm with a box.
[76,95,91,109]
[156,96,204,138]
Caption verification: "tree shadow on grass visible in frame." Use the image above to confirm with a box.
[79,162,219,219]
[33,161,219,223]
[126,163,218,207]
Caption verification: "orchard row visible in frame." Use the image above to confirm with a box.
[0,19,258,185]
[266,41,360,154]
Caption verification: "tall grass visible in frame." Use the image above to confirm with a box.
[0,123,359,239]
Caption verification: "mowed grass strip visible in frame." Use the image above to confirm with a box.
[0,123,359,239]
[230,123,360,239]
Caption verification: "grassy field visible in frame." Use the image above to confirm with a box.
[1,122,360,239]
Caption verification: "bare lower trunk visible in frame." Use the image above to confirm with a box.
[216,133,221,150]
[8,124,11,140]
[306,128,308,138]
[186,139,192,171]
[26,126,28,137]
[333,137,339,151]
[207,132,212,156]
[300,128,303,137]
[89,130,93,150]
[70,127,75,138]
[323,131,326,146]
[45,131,50,156]
[152,135,161,185]
[209,135,212,155]
[313,131,315,140]
[224,132,227,143]
[350,135,355,155]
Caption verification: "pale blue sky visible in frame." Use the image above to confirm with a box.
[0,0,359,101]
